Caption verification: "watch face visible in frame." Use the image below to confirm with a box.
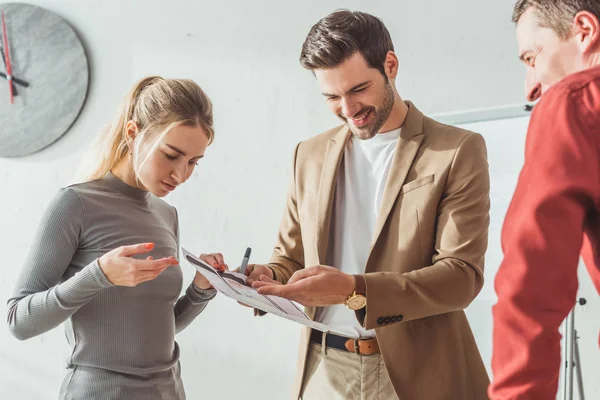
[0,3,89,157]
[347,295,367,310]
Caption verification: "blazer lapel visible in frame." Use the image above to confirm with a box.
[315,126,350,264]
[368,102,425,262]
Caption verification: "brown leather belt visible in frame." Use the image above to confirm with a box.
[310,329,379,355]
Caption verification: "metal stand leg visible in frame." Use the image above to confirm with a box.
[562,297,586,400]
[573,327,585,400]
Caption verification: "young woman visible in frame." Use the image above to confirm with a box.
[6,76,228,399]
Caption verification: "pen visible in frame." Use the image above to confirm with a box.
[239,247,251,275]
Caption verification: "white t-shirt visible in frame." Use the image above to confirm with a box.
[316,128,401,338]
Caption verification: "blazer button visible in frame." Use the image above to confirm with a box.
[383,316,391,324]
[390,316,398,323]
[377,317,385,325]
[397,315,404,322]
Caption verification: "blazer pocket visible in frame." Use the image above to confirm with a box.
[399,174,434,195]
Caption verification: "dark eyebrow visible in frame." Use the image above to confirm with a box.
[321,81,372,97]
[165,144,203,159]
[166,144,186,156]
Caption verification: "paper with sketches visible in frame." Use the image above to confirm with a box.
[181,247,330,332]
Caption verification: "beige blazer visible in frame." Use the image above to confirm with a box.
[268,101,491,400]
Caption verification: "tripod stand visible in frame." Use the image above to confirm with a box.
[562,297,587,400]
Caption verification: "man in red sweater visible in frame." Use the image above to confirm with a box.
[490,1,600,399]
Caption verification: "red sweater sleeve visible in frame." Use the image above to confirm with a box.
[489,85,600,399]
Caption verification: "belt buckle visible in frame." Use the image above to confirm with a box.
[353,339,360,355]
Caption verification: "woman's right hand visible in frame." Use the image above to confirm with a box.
[97,242,178,287]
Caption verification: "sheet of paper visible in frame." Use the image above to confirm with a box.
[181,247,330,332]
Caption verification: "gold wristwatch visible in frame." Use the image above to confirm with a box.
[344,275,367,310]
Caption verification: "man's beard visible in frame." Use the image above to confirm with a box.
[342,81,395,140]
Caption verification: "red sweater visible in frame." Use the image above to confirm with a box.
[489,65,600,399]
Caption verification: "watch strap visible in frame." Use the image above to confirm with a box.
[354,274,366,296]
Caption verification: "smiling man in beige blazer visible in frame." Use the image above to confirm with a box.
[244,9,491,400]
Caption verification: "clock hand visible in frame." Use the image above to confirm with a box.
[0,43,18,95]
[1,10,14,104]
[0,71,28,87]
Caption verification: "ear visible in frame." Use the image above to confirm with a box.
[573,11,600,53]
[384,51,399,80]
[125,120,139,149]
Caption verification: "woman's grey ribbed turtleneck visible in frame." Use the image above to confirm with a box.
[7,172,216,399]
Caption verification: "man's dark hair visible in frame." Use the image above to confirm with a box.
[300,9,394,76]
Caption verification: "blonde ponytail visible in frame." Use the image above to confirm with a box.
[77,75,214,183]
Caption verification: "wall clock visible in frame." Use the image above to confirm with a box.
[0,2,89,157]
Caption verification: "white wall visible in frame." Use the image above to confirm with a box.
[0,1,597,399]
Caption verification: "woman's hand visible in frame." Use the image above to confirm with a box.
[193,252,228,289]
[98,242,178,286]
